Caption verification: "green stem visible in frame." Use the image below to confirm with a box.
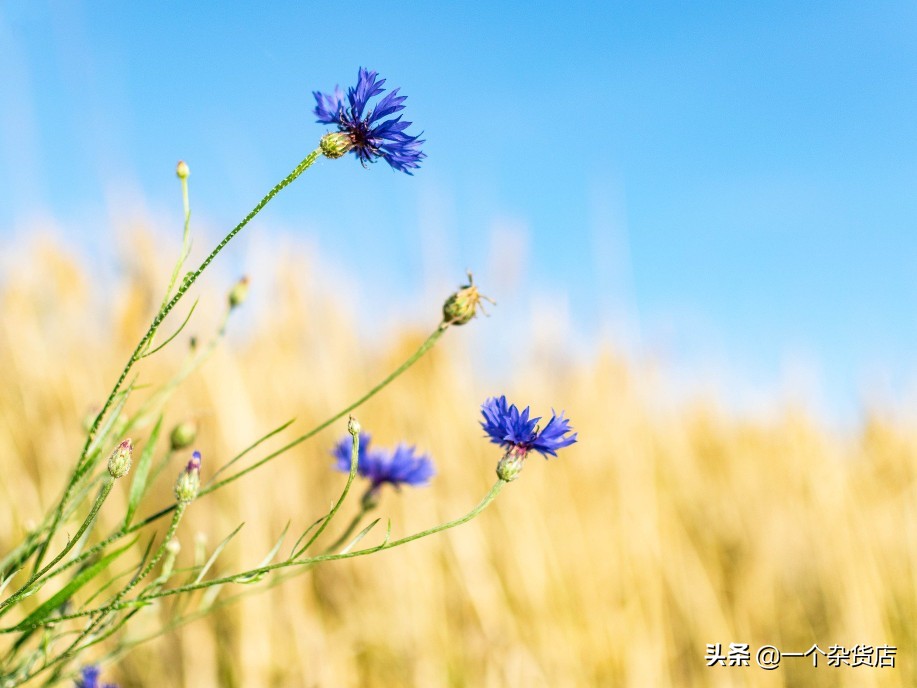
[12,481,506,627]
[323,502,373,554]
[0,480,114,615]
[294,430,361,557]
[161,171,193,314]
[31,149,321,574]
[27,507,186,682]
[200,325,447,496]
[15,319,445,612]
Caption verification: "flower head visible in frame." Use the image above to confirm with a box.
[313,67,425,174]
[75,665,118,688]
[332,434,434,491]
[481,396,577,459]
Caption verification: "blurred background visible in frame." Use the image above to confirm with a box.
[1,2,916,686]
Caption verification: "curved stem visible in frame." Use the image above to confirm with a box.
[32,149,321,573]
[295,431,360,556]
[12,481,506,626]
[0,479,114,615]
[200,325,447,496]
[323,503,373,554]
[13,318,448,619]
[26,507,186,682]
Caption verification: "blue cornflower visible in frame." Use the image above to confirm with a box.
[332,434,434,491]
[75,665,118,688]
[481,395,577,459]
[313,67,425,174]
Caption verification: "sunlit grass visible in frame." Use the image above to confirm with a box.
[1,232,913,687]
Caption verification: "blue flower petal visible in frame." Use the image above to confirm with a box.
[313,67,425,173]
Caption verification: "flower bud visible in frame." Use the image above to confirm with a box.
[228,276,250,309]
[347,415,361,437]
[170,421,198,451]
[496,447,526,482]
[175,450,202,503]
[442,272,494,326]
[320,132,354,159]
[107,439,133,479]
[176,160,190,179]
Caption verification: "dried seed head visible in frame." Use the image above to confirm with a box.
[442,272,494,326]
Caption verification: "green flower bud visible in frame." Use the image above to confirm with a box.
[347,415,361,437]
[496,447,526,482]
[176,160,190,179]
[169,421,198,451]
[228,276,250,309]
[320,132,354,159]
[175,451,202,503]
[107,438,133,479]
[442,272,494,327]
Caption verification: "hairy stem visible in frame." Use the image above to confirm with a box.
[32,149,321,574]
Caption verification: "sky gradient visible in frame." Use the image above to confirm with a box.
[1,1,916,423]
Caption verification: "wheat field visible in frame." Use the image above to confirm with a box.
[1,229,914,687]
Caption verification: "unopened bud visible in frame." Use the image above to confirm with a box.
[176,160,190,179]
[107,439,133,479]
[228,276,250,309]
[320,132,354,159]
[175,450,202,503]
[169,421,198,451]
[442,272,494,327]
[347,415,361,437]
[496,447,526,482]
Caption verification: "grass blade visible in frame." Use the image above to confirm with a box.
[12,538,137,632]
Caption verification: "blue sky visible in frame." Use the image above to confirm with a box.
[1,2,916,423]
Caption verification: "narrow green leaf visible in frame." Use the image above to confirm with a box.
[206,417,296,486]
[13,538,137,632]
[232,522,290,583]
[124,416,163,528]
[0,569,18,599]
[193,523,244,585]
[80,375,139,475]
[141,298,199,359]
[339,518,382,555]
[290,515,326,560]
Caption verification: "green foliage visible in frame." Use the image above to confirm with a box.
[0,141,503,687]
